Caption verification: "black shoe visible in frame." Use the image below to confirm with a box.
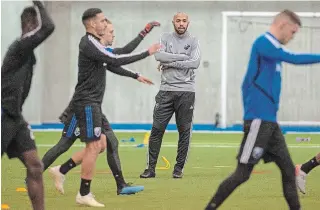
[140,169,156,178]
[172,169,183,179]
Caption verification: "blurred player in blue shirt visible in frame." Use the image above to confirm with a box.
[205,10,320,210]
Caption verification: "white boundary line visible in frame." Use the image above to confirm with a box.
[36,144,320,148]
[31,129,320,134]
[192,166,233,169]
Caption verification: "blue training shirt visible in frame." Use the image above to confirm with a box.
[242,32,320,122]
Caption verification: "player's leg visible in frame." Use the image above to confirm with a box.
[269,126,301,210]
[295,152,320,194]
[105,129,125,186]
[43,135,77,171]
[58,133,107,171]
[20,150,45,210]
[102,116,144,195]
[140,91,175,178]
[43,114,79,172]
[2,114,44,210]
[205,119,273,209]
[75,105,105,207]
[300,152,320,173]
[102,116,125,187]
[45,114,78,194]
[172,91,195,178]
[13,120,44,210]
[50,134,106,195]
[205,163,254,210]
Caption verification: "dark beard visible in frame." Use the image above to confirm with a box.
[174,24,189,35]
[174,27,186,35]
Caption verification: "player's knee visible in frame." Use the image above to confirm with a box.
[106,131,118,153]
[106,131,118,147]
[149,126,165,143]
[86,140,102,154]
[177,123,191,133]
[233,170,251,184]
[99,148,106,153]
[26,158,43,180]
[283,164,296,182]
[57,137,74,153]
[238,173,250,183]
[153,121,167,133]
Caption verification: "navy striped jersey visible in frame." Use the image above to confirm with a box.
[70,33,149,106]
[60,34,145,122]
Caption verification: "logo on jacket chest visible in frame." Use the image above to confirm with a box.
[184,44,190,50]
[168,42,191,51]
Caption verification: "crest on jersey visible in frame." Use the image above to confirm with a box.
[184,44,190,50]
[252,147,264,159]
[94,127,101,137]
[74,127,80,137]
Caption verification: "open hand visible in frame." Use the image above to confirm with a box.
[137,75,154,85]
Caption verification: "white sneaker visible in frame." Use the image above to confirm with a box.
[49,165,65,194]
[76,192,105,207]
[295,164,307,194]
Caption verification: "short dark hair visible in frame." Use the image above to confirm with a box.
[281,9,302,27]
[82,8,102,23]
[21,6,38,29]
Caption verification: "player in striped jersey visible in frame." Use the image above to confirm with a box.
[40,15,159,203]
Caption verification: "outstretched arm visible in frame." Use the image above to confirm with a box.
[106,65,139,79]
[106,65,153,85]
[258,38,320,65]
[112,35,144,54]
[112,21,160,54]
[82,35,160,67]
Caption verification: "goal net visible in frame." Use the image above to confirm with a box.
[220,12,320,128]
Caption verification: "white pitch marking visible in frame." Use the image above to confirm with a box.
[35,144,320,148]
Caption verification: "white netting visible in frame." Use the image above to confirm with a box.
[226,15,320,125]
